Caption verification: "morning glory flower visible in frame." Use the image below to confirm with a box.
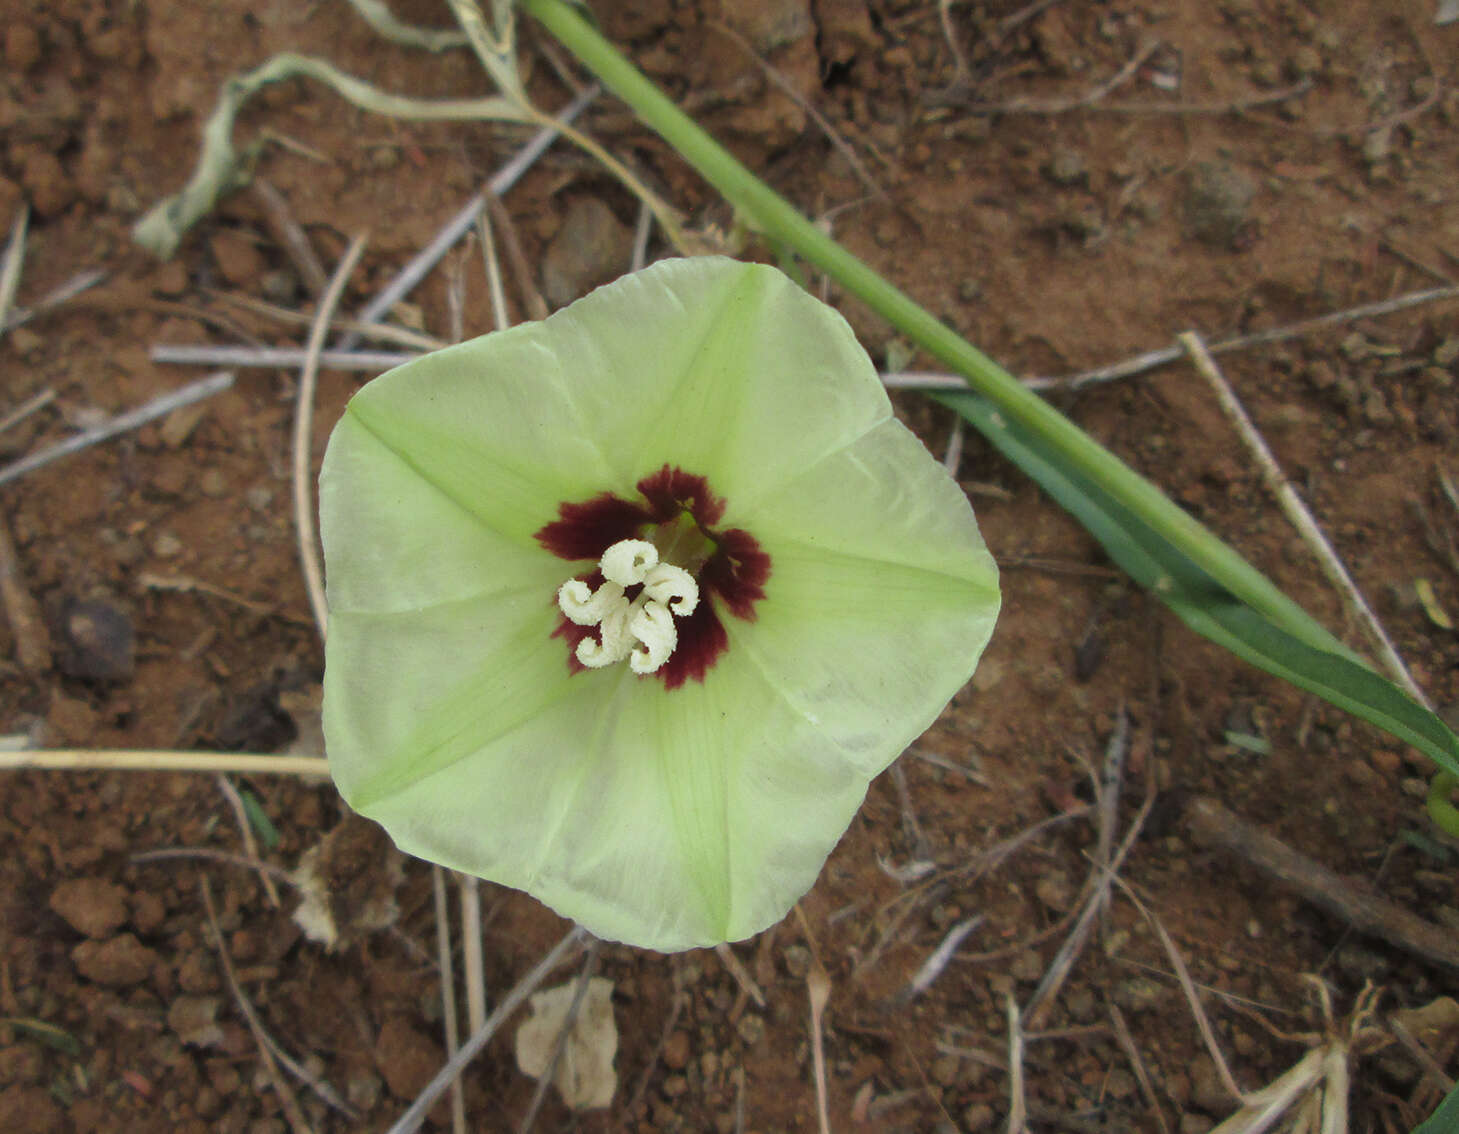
[319,256,999,951]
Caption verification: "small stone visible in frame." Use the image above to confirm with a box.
[209,230,267,290]
[1182,162,1256,249]
[1034,872,1074,912]
[1113,976,1165,1012]
[346,1070,382,1112]
[1189,1054,1227,1113]
[50,878,130,938]
[540,197,633,308]
[661,1074,688,1098]
[20,151,75,218]
[199,469,228,498]
[1180,1115,1215,1134]
[4,24,42,71]
[735,1013,766,1045]
[0,1045,45,1084]
[260,269,299,305]
[374,1017,443,1100]
[782,944,812,979]
[1043,147,1087,186]
[930,1054,960,1087]
[168,995,225,1048]
[153,259,189,297]
[0,1085,62,1134]
[131,890,166,934]
[55,598,134,682]
[1064,987,1096,1022]
[152,530,185,558]
[1010,949,1043,983]
[1105,1068,1137,1099]
[962,1102,995,1132]
[663,1029,690,1070]
[1290,44,1322,77]
[72,933,158,986]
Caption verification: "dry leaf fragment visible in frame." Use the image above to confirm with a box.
[513,976,618,1110]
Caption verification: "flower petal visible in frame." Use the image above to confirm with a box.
[737,419,1000,772]
[341,651,870,951]
[541,257,890,512]
[338,324,624,550]
[320,413,556,615]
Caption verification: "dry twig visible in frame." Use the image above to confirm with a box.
[807,962,832,1134]
[515,939,602,1134]
[0,514,51,674]
[1186,796,1459,970]
[294,234,369,641]
[213,772,282,908]
[199,877,314,1134]
[0,371,234,488]
[385,926,586,1134]
[251,178,329,294]
[431,866,468,1134]
[1181,330,1429,706]
[0,749,328,775]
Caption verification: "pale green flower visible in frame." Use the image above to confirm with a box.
[320,256,999,951]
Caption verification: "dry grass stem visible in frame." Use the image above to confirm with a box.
[138,570,282,619]
[0,267,107,334]
[905,915,984,1000]
[515,939,601,1134]
[0,749,328,775]
[206,288,447,350]
[460,875,487,1035]
[476,210,511,331]
[347,0,470,52]
[385,925,586,1134]
[1185,796,1459,970]
[251,179,329,293]
[294,233,369,642]
[0,204,28,329]
[807,962,832,1134]
[0,370,234,488]
[943,415,965,474]
[132,846,296,886]
[887,284,1459,394]
[957,39,1159,114]
[1006,993,1028,1134]
[0,388,55,436]
[432,866,467,1134]
[199,877,315,1134]
[154,344,415,370]
[1180,330,1429,706]
[1024,720,1151,1029]
[1108,1003,1171,1134]
[0,513,52,673]
[213,771,282,908]
[715,943,766,1008]
[709,19,886,201]
[484,191,547,321]
[631,201,653,273]
[623,988,685,1121]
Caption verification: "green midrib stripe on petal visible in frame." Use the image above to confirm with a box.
[344,396,551,553]
[339,610,578,810]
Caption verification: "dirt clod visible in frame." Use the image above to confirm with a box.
[71,933,159,987]
[49,877,130,938]
[540,197,634,309]
[374,1016,443,1101]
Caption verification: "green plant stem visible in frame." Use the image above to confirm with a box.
[518,0,1340,657]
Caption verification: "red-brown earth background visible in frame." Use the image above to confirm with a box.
[2,0,1459,1131]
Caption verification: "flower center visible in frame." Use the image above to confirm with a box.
[556,539,700,675]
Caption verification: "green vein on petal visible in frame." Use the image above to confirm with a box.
[320,412,559,615]
[340,327,623,550]
[543,258,889,513]
[748,417,998,584]
[326,595,577,811]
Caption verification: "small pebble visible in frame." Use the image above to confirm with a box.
[55,598,135,682]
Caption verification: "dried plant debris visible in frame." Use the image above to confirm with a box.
[291,812,406,951]
[514,976,619,1111]
[52,597,133,682]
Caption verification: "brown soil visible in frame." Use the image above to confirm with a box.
[3,1,1458,1132]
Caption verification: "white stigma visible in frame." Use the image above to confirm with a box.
[557,539,699,674]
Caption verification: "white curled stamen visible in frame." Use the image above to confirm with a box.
[557,539,701,674]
